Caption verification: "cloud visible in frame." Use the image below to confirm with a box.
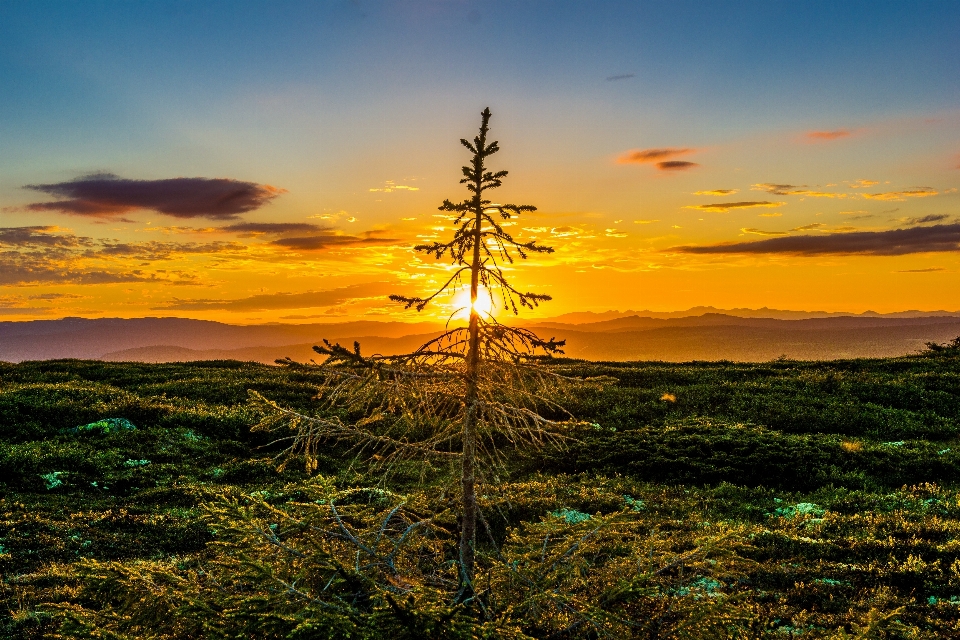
[751,183,846,198]
[633,219,659,224]
[23,173,286,220]
[898,214,951,226]
[0,226,92,248]
[757,213,783,218]
[605,73,634,81]
[89,240,248,260]
[154,282,398,311]
[270,231,398,251]
[847,179,879,188]
[657,161,698,171]
[670,223,960,256]
[791,223,826,231]
[0,254,168,286]
[694,189,738,196]
[28,292,84,300]
[685,201,786,211]
[617,148,695,164]
[217,222,327,236]
[861,188,938,201]
[369,180,419,193]
[741,228,787,236]
[805,129,852,141]
[896,267,945,273]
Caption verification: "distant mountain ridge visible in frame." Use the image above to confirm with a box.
[4,309,960,363]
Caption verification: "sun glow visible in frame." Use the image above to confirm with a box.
[449,287,495,321]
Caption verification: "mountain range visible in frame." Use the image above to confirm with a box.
[4,308,960,363]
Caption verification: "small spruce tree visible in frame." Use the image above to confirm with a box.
[254,107,579,600]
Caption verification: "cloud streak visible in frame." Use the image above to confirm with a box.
[671,223,960,256]
[805,129,852,141]
[270,231,399,251]
[751,183,846,198]
[861,188,938,201]
[23,173,286,220]
[154,282,398,311]
[217,222,327,235]
[656,160,698,171]
[685,201,785,211]
[617,148,695,164]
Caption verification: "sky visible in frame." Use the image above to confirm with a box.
[2,0,960,324]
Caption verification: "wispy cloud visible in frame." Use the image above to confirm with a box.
[153,282,397,311]
[896,267,946,273]
[685,201,785,211]
[897,214,951,226]
[751,183,846,198]
[694,189,738,196]
[0,226,93,248]
[861,188,938,201]
[605,73,634,81]
[217,222,327,236]
[805,129,852,141]
[369,180,419,193]
[846,179,879,188]
[656,161,698,171]
[270,230,398,251]
[670,223,960,256]
[22,173,285,220]
[741,228,787,236]
[617,148,695,164]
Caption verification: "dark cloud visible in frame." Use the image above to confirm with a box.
[896,267,946,273]
[154,282,397,311]
[617,148,695,164]
[670,223,960,256]
[270,232,399,251]
[657,161,699,171]
[90,241,247,260]
[23,173,286,220]
[218,222,326,235]
[0,226,92,248]
[0,253,162,286]
[752,183,804,195]
[899,214,950,226]
[605,73,634,81]
[28,293,84,300]
[685,201,785,211]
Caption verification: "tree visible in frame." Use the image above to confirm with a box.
[254,107,580,602]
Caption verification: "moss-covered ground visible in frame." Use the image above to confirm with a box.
[3,355,960,638]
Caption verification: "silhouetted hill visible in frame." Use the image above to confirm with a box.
[5,312,960,363]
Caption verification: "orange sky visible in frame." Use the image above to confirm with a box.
[3,4,960,324]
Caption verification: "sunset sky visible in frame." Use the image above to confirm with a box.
[2,1,960,324]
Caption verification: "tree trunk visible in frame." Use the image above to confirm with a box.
[459,172,484,601]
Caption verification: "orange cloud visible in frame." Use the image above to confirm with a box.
[742,228,787,236]
[751,183,846,198]
[685,201,785,211]
[617,147,695,164]
[694,189,738,196]
[860,188,938,201]
[805,129,852,141]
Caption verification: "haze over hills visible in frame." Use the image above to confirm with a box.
[4,307,960,364]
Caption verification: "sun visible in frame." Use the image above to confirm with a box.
[450,287,495,321]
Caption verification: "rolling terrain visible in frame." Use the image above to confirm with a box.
[4,310,960,363]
